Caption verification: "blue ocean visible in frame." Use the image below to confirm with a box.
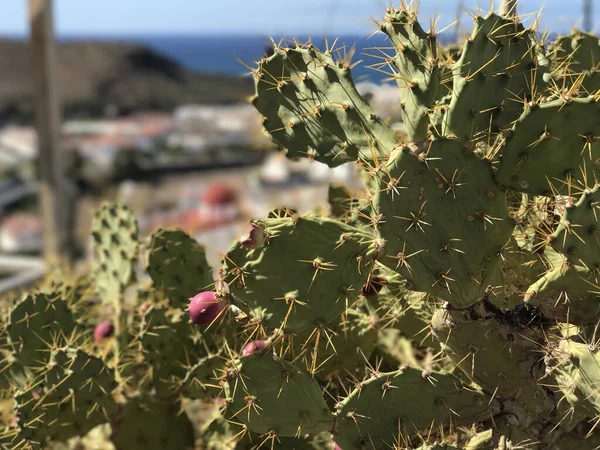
[60,33,410,84]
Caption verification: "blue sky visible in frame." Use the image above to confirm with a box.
[0,1,596,36]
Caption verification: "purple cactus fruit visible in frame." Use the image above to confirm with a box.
[360,276,387,297]
[240,223,265,250]
[94,321,115,343]
[241,340,267,357]
[188,291,226,325]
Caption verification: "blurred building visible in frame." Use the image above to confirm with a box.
[63,113,177,168]
[171,104,267,151]
[0,126,37,174]
[0,212,43,253]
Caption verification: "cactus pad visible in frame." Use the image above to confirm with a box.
[335,367,493,450]
[6,293,78,368]
[376,139,513,307]
[146,228,214,305]
[431,303,545,393]
[223,215,377,333]
[496,97,600,195]
[381,6,440,141]
[550,31,600,94]
[92,203,139,303]
[252,43,398,167]
[15,348,116,445]
[442,13,549,143]
[225,352,333,437]
[551,186,600,269]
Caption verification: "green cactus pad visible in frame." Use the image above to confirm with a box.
[496,97,600,195]
[137,306,214,398]
[225,352,333,437]
[442,13,549,143]
[551,186,600,269]
[111,396,195,450]
[431,304,545,394]
[223,215,377,333]
[525,263,600,323]
[146,228,214,304]
[381,6,440,141]
[550,31,600,94]
[15,348,117,446]
[6,293,78,368]
[375,139,513,307]
[335,367,493,450]
[290,309,377,377]
[374,266,438,338]
[252,43,398,167]
[549,340,600,417]
[91,203,139,303]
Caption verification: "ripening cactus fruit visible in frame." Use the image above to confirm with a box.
[188,291,227,326]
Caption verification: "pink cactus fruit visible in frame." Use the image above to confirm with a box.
[334,444,342,450]
[240,223,265,250]
[94,321,115,343]
[188,291,226,325]
[241,340,267,357]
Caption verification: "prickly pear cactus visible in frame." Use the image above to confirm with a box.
[15,347,117,446]
[9,4,600,450]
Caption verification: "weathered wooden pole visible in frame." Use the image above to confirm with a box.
[501,0,518,17]
[28,0,68,265]
[455,0,465,43]
[584,0,593,32]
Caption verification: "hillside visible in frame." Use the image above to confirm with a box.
[0,39,254,123]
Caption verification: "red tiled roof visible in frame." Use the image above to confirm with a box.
[203,183,237,206]
[1,213,43,239]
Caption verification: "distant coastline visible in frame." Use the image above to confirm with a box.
[0,31,563,84]
[0,33,407,83]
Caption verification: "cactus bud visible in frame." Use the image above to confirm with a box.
[240,223,266,250]
[241,340,267,357]
[188,291,226,325]
[94,321,115,343]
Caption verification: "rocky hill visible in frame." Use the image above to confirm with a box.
[0,39,254,123]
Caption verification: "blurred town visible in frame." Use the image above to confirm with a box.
[0,0,594,290]
[0,23,403,287]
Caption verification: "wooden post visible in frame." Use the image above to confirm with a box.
[501,0,518,17]
[28,0,68,265]
[455,0,465,43]
[584,0,593,32]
